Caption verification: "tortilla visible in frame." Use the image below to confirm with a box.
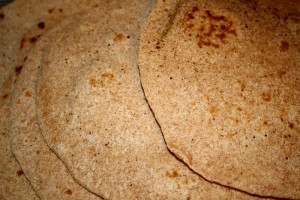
[3,0,103,199]
[138,0,300,198]
[35,0,262,199]
[0,100,38,200]
[9,14,103,199]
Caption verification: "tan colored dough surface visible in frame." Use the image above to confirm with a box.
[9,14,102,200]
[3,0,104,199]
[139,0,300,198]
[36,0,260,199]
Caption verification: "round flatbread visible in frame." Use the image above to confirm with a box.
[10,14,102,199]
[35,0,260,199]
[5,0,104,199]
[138,0,300,198]
[0,0,89,198]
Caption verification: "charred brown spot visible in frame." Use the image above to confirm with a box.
[38,22,45,29]
[90,77,97,87]
[20,38,25,49]
[65,189,72,195]
[30,37,37,43]
[113,33,125,42]
[36,150,40,154]
[48,8,54,13]
[280,41,289,52]
[166,169,179,178]
[89,77,105,87]
[0,13,4,20]
[2,94,8,99]
[25,91,32,97]
[101,73,114,80]
[187,24,194,29]
[278,70,286,78]
[289,122,294,129]
[15,66,23,76]
[187,13,194,19]
[216,33,226,40]
[183,8,236,48]
[59,8,63,12]
[17,170,24,176]
[192,6,199,13]
[237,107,243,111]
[261,92,271,102]
[209,106,219,114]
[205,10,227,21]
[241,83,246,91]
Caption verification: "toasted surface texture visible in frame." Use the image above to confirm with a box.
[4,0,103,199]
[139,0,300,198]
[35,0,259,199]
[10,14,102,199]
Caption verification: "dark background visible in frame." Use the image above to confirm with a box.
[0,0,13,8]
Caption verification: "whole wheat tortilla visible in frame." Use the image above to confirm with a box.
[3,0,103,199]
[35,0,260,199]
[0,1,52,199]
[138,0,300,198]
[9,14,102,199]
[0,101,38,200]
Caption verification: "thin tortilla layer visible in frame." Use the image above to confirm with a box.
[138,0,300,198]
[6,0,105,199]
[9,14,102,199]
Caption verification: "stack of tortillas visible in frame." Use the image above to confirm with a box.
[0,0,299,199]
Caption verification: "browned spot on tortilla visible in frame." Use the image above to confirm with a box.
[226,132,237,139]
[65,189,72,195]
[16,99,21,104]
[261,92,272,102]
[48,8,54,13]
[36,150,40,154]
[15,66,23,76]
[0,13,4,20]
[113,33,125,42]
[241,83,246,90]
[237,107,243,111]
[30,37,37,43]
[192,6,199,12]
[280,41,289,52]
[20,38,25,49]
[25,91,32,97]
[209,106,219,114]
[278,70,286,78]
[289,122,294,129]
[166,169,179,178]
[101,73,114,80]
[59,8,63,13]
[38,22,45,29]
[17,170,24,176]
[90,77,97,87]
[183,7,236,48]
[90,77,105,87]
[2,94,8,99]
